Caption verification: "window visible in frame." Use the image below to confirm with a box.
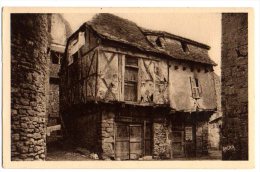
[185,126,193,141]
[50,50,63,64]
[190,77,202,99]
[181,42,189,53]
[68,31,85,65]
[156,37,162,47]
[124,56,138,102]
[195,78,199,87]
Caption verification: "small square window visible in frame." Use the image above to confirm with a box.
[50,51,62,64]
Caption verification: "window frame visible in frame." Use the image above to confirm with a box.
[50,50,63,65]
[190,77,202,99]
[124,55,139,102]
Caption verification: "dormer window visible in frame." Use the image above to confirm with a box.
[156,37,163,47]
[181,42,189,53]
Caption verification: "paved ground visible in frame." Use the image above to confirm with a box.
[47,149,221,161]
[47,150,91,161]
[173,149,222,160]
[208,149,222,160]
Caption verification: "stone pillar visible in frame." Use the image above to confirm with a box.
[11,14,49,160]
[221,13,248,160]
[101,111,115,159]
[153,121,171,159]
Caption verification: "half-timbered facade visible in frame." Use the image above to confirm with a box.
[60,13,217,160]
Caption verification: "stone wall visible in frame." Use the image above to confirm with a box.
[47,82,59,125]
[11,14,49,160]
[100,111,115,159]
[153,121,172,159]
[67,109,101,153]
[63,108,115,160]
[221,13,248,160]
[46,81,60,143]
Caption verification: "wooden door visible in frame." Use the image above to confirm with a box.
[172,124,185,157]
[129,125,142,160]
[115,125,130,160]
[172,131,184,156]
[115,123,145,160]
[144,123,152,156]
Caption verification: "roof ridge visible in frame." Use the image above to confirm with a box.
[68,13,217,66]
[140,27,211,50]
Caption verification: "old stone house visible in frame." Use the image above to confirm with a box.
[60,13,218,160]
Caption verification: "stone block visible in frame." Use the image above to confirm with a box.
[33,133,42,139]
[12,134,20,141]
[103,137,113,143]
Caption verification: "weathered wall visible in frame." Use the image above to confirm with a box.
[64,109,102,153]
[153,121,172,159]
[50,14,71,46]
[11,14,49,160]
[47,82,59,126]
[97,51,120,101]
[169,61,216,111]
[208,119,222,149]
[196,121,209,155]
[61,27,98,109]
[62,108,115,159]
[139,58,169,104]
[221,13,248,160]
[96,48,169,104]
[100,110,115,159]
[208,73,222,150]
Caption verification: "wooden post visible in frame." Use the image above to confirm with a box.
[95,48,99,101]
[118,54,122,101]
[122,54,125,101]
[144,120,146,156]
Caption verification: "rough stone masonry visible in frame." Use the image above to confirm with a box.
[221,13,248,160]
[11,14,49,160]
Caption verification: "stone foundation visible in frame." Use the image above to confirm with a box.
[100,111,115,159]
[64,108,115,159]
[11,14,49,160]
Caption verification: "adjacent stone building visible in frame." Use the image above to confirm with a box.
[46,14,72,143]
[11,14,49,160]
[221,13,248,160]
[60,13,218,160]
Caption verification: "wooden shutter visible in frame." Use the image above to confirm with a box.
[190,77,201,99]
[124,56,138,102]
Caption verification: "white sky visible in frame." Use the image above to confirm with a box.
[62,13,221,75]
